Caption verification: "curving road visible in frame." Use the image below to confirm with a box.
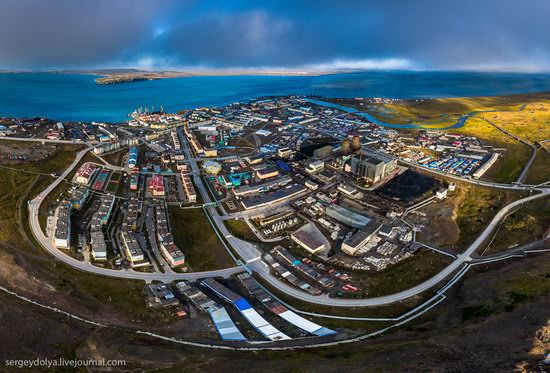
[177,128,550,306]
[28,137,550,307]
[27,146,243,282]
[243,188,550,307]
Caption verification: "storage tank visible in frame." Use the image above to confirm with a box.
[341,138,351,155]
[351,135,361,151]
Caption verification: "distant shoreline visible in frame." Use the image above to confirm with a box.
[0,68,347,85]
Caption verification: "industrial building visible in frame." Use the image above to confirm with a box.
[351,149,397,183]
[271,246,333,288]
[256,167,279,180]
[313,144,334,158]
[326,204,371,229]
[201,278,290,341]
[176,281,246,341]
[337,183,364,199]
[263,253,322,295]
[341,224,381,256]
[305,160,325,174]
[238,273,336,336]
[290,224,327,254]
[232,175,291,197]
[240,183,307,210]
[305,179,319,190]
[277,147,295,158]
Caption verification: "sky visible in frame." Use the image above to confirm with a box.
[1,0,549,72]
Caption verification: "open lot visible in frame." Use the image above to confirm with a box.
[525,148,550,184]
[411,183,528,253]
[484,196,550,254]
[223,219,263,243]
[100,148,127,167]
[169,207,235,271]
[358,250,452,297]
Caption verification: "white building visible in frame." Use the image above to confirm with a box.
[121,231,146,266]
[90,230,107,261]
[305,160,325,174]
[53,201,71,249]
[436,188,448,200]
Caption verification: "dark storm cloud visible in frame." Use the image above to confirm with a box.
[1,0,550,72]
[0,0,181,68]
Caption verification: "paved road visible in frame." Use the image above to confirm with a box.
[0,136,95,145]
[398,158,536,191]
[27,146,243,282]
[243,188,550,307]
[177,127,550,306]
[470,238,549,263]
[28,133,550,307]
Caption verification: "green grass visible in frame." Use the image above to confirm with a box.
[485,196,550,254]
[330,94,549,184]
[488,144,532,183]
[21,145,85,174]
[105,181,118,192]
[52,265,147,317]
[109,171,122,182]
[252,272,426,321]
[359,250,452,297]
[101,148,127,167]
[454,186,519,249]
[493,258,550,311]
[223,219,262,243]
[0,145,83,238]
[168,207,235,271]
[525,149,550,185]
[461,304,495,321]
[362,92,550,127]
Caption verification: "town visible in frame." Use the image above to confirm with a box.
[5,95,537,345]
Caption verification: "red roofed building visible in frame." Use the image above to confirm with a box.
[148,175,165,197]
[75,163,98,185]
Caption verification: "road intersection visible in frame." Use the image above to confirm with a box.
[25,136,550,308]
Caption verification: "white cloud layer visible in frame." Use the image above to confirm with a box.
[306,58,414,71]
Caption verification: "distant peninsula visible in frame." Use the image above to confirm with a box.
[0,68,357,84]
[93,68,339,85]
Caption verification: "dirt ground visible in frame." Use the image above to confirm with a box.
[0,141,548,371]
[0,142,58,164]
[1,254,549,372]
[408,184,524,253]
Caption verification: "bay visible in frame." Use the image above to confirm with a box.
[1,71,550,123]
